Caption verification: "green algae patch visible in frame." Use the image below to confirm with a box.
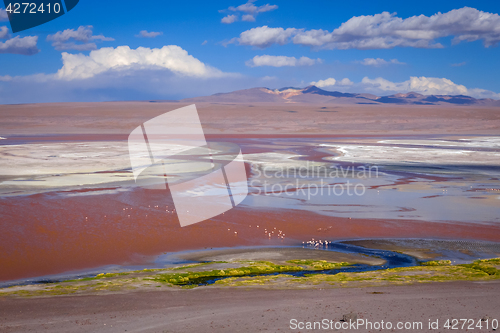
[421,260,452,266]
[151,261,303,286]
[284,259,500,287]
[2,258,500,297]
[460,259,500,276]
[170,261,228,271]
[286,260,351,270]
[197,258,500,288]
[214,274,295,287]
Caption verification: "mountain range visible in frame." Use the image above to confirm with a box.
[181,86,500,106]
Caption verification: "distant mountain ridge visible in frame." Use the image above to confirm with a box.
[181,86,500,106]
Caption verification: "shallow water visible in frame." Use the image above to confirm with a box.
[1,136,499,223]
[1,135,499,282]
[0,242,418,288]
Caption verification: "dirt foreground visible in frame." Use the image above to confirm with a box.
[0,280,498,332]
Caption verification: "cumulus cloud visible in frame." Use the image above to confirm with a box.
[311,78,336,87]
[47,25,114,51]
[467,88,500,99]
[0,8,8,21]
[359,58,406,66]
[228,26,297,48]
[0,35,39,55]
[228,0,277,14]
[135,30,162,38]
[0,69,269,104]
[0,24,39,55]
[55,45,231,80]
[220,0,277,24]
[361,76,468,95]
[361,76,470,96]
[242,14,256,22]
[221,15,238,24]
[311,77,353,87]
[229,7,500,49]
[246,55,320,67]
[308,76,500,99]
[338,78,354,86]
[0,26,9,39]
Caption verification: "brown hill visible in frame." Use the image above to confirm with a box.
[180,86,500,106]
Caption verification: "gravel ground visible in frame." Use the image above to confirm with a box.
[1,280,499,332]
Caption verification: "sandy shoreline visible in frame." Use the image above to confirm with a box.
[175,246,386,266]
[1,280,499,332]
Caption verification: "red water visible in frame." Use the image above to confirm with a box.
[1,186,500,282]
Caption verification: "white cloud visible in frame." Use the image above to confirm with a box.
[361,76,469,95]
[261,75,277,81]
[359,58,406,66]
[338,78,354,86]
[221,14,238,24]
[55,45,231,80]
[242,14,256,22]
[47,25,114,51]
[0,69,266,104]
[229,25,297,48]
[451,61,466,67]
[228,0,277,14]
[0,8,8,21]
[0,26,9,39]
[201,40,208,45]
[311,78,336,87]
[246,55,320,67]
[0,35,39,55]
[0,24,40,55]
[309,76,500,99]
[467,88,500,99]
[221,0,277,23]
[230,7,500,49]
[135,30,163,38]
[310,77,353,87]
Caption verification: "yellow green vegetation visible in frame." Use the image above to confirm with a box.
[421,260,452,266]
[1,258,499,298]
[214,258,500,287]
[150,261,304,286]
[150,260,353,287]
[170,261,228,271]
[286,260,351,270]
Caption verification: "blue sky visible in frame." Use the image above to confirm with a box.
[1,0,500,103]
